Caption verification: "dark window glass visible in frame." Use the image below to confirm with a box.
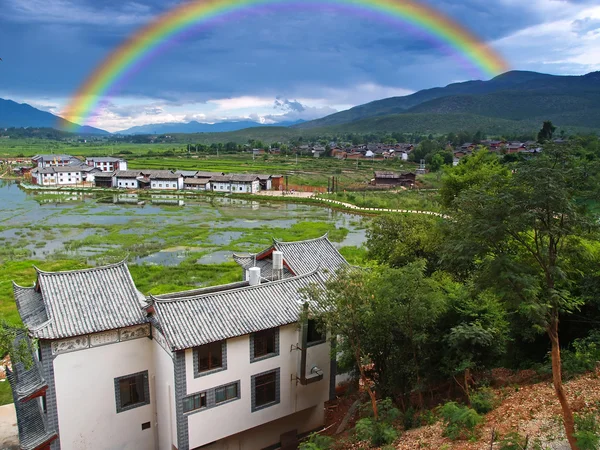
[215,383,238,404]
[119,373,146,408]
[253,329,276,358]
[183,392,207,413]
[307,319,326,344]
[254,372,276,407]
[197,341,223,372]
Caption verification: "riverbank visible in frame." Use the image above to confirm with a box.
[17,183,445,217]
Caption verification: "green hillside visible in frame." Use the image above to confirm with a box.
[295,70,600,133]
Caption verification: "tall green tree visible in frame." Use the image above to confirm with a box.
[537,120,557,143]
[442,144,599,450]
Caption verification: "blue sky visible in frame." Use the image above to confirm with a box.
[1,0,599,132]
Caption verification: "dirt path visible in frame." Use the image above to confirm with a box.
[0,403,18,450]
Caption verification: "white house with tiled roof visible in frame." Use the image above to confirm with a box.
[8,236,348,450]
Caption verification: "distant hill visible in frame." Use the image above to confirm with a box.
[117,119,305,135]
[0,98,109,135]
[295,71,600,132]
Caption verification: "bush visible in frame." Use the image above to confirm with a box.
[355,398,401,446]
[497,431,528,450]
[299,432,334,450]
[439,401,483,440]
[561,331,600,377]
[355,418,398,447]
[470,387,497,414]
[574,412,600,450]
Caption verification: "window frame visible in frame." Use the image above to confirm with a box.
[183,391,207,414]
[250,327,279,363]
[306,319,327,347]
[193,340,227,378]
[251,368,280,412]
[214,382,238,405]
[114,370,150,413]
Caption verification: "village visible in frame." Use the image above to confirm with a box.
[0,153,421,192]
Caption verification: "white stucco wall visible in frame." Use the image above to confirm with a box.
[151,327,177,450]
[117,178,139,189]
[185,324,330,449]
[150,180,179,190]
[53,337,155,450]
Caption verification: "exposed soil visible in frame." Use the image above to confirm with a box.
[323,370,600,449]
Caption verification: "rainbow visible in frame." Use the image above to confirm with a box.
[61,0,510,130]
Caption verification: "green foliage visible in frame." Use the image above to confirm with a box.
[559,331,600,377]
[355,418,398,447]
[366,214,443,272]
[470,387,497,414]
[298,432,334,450]
[355,399,401,446]
[574,412,600,450]
[439,402,483,440]
[497,431,529,450]
[537,120,557,143]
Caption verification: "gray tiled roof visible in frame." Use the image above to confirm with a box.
[85,157,123,163]
[196,171,224,178]
[152,271,325,350]
[231,255,294,279]
[6,334,57,450]
[7,368,57,450]
[176,170,199,177]
[183,177,210,185]
[114,170,143,178]
[148,170,180,180]
[233,235,347,278]
[32,154,77,162]
[230,174,260,183]
[6,335,47,402]
[274,235,348,275]
[31,164,97,175]
[13,261,147,339]
[210,175,232,182]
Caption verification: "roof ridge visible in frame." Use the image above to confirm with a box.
[11,280,35,290]
[153,270,321,304]
[34,259,127,276]
[273,233,329,245]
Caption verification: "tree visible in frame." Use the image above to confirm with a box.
[302,267,381,419]
[537,120,557,143]
[442,144,599,450]
[366,214,443,273]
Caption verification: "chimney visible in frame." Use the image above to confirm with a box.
[272,251,284,280]
[248,267,261,286]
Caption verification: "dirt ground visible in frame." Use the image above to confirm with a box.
[323,371,600,449]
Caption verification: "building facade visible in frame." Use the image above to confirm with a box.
[85,157,128,172]
[9,236,347,450]
[30,165,101,186]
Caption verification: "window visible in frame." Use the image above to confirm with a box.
[251,328,279,362]
[183,392,206,413]
[251,369,280,412]
[215,383,238,404]
[307,319,326,346]
[114,370,150,413]
[196,341,223,373]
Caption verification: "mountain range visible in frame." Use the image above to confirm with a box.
[2,70,600,137]
[0,98,109,135]
[116,119,305,135]
[294,70,600,133]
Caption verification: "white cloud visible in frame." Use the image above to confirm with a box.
[492,5,600,73]
[6,0,153,25]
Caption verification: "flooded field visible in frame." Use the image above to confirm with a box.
[0,180,369,317]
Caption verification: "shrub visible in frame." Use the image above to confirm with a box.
[355,398,401,446]
[561,331,600,377]
[355,418,398,447]
[497,431,528,450]
[299,432,334,450]
[402,406,416,430]
[439,401,483,440]
[574,412,600,450]
[470,387,497,414]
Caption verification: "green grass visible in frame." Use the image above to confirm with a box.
[320,190,441,212]
[0,381,12,405]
